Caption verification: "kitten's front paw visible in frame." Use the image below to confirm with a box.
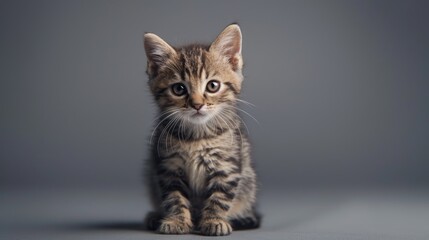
[200,218,232,236]
[158,218,192,234]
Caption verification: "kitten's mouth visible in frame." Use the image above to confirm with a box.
[193,112,206,117]
[186,109,215,124]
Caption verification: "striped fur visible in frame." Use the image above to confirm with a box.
[143,24,259,236]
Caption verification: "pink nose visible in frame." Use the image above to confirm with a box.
[192,104,203,110]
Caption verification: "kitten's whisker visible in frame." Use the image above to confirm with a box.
[212,114,229,138]
[174,115,182,144]
[225,109,245,145]
[236,98,256,107]
[213,114,226,135]
[234,114,248,148]
[156,121,169,157]
[151,108,177,124]
[218,110,240,144]
[222,111,244,147]
[164,117,175,153]
[166,116,176,151]
[168,115,181,152]
[215,113,234,146]
[231,106,259,125]
[150,111,179,145]
[163,114,180,155]
[232,110,250,136]
[178,117,185,144]
[156,113,178,157]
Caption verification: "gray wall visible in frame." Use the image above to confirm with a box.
[1,0,428,189]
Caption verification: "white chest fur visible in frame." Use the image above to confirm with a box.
[184,155,207,193]
[178,139,222,193]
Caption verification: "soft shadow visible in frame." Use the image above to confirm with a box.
[58,221,151,233]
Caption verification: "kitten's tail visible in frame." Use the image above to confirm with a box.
[144,211,161,231]
[230,211,262,230]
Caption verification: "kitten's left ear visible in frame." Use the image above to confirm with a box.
[210,24,243,72]
[144,33,176,78]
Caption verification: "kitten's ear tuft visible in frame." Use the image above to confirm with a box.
[144,33,176,77]
[210,24,243,71]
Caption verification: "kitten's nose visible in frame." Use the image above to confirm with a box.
[192,103,203,110]
[190,94,204,111]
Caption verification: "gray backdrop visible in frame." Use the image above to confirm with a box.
[1,0,429,191]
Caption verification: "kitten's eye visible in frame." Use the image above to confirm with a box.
[171,83,187,96]
[206,80,221,93]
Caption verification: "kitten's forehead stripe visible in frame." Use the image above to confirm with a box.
[185,67,192,80]
[178,45,208,82]
[199,53,206,80]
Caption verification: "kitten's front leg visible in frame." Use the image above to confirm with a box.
[200,169,240,236]
[157,163,193,234]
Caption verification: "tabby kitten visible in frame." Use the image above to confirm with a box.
[143,24,260,236]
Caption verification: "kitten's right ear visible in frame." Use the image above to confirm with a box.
[210,24,243,72]
[144,33,176,77]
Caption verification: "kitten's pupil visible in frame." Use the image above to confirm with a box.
[172,83,187,96]
[206,80,221,93]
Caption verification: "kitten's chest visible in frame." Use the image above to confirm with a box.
[179,142,218,193]
[181,142,215,192]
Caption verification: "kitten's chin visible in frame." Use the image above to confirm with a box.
[186,113,212,125]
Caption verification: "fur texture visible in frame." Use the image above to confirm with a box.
[143,24,259,236]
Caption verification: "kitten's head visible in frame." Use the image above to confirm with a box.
[144,24,243,131]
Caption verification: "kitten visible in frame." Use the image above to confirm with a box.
[143,24,260,236]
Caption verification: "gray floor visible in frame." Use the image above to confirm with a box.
[2,187,429,240]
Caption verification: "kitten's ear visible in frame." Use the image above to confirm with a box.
[210,24,243,71]
[144,33,176,77]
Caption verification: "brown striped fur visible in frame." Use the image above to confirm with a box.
[143,24,259,236]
